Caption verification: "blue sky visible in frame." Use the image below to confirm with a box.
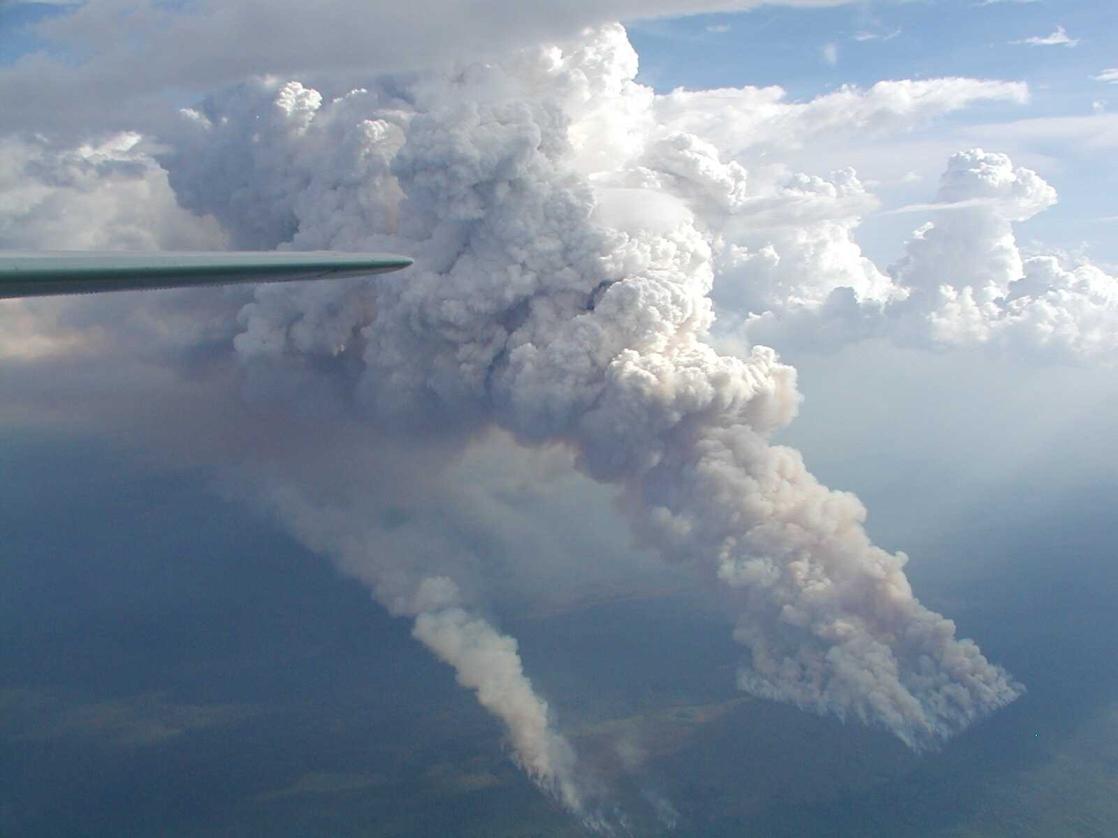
[629,1,1116,103]
[0,1,69,64]
[628,0,1118,264]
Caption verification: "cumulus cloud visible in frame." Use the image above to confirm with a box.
[892,148,1057,296]
[4,16,1088,824]
[740,148,1118,361]
[0,134,225,251]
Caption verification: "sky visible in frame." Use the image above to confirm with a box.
[628,0,1118,265]
[2,1,1117,834]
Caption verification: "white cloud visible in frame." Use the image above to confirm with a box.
[654,78,1029,159]
[1094,68,1118,85]
[895,149,1058,290]
[822,42,839,65]
[853,28,901,42]
[739,147,1118,363]
[1012,25,1080,48]
[0,134,225,251]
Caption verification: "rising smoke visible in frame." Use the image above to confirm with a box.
[12,19,1116,825]
[158,24,1024,765]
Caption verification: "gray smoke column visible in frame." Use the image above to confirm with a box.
[249,479,590,816]
[412,602,584,809]
[158,24,1021,766]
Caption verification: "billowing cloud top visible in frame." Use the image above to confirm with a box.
[3,11,1115,829]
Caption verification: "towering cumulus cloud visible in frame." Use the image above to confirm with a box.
[741,148,1118,358]
[889,150,1118,359]
[154,23,1021,761]
[4,21,1066,825]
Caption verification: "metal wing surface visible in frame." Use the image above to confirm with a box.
[0,251,413,299]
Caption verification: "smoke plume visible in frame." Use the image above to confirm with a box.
[150,25,1026,757]
[15,19,1113,824]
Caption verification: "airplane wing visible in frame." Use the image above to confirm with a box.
[0,251,413,300]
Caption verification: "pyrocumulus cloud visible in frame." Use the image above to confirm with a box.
[11,19,1112,824]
